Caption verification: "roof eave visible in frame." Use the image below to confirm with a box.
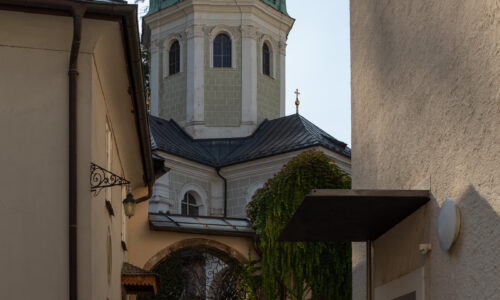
[0,0,155,201]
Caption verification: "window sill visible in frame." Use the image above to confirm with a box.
[164,71,183,79]
[210,67,237,71]
[260,73,275,81]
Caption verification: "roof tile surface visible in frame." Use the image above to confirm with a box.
[149,114,350,167]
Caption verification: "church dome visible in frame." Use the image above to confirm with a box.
[260,0,288,16]
[147,0,288,16]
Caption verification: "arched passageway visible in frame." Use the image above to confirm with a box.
[139,239,249,299]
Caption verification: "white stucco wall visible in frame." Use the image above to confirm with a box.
[351,1,500,299]
[224,147,351,218]
[149,154,223,216]
[151,147,351,218]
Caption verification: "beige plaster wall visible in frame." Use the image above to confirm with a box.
[128,201,258,270]
[87,17,147,300]
[89,54,127,300]
[351,1,500,299]
[0,10,72,300]
[0,9,147,300]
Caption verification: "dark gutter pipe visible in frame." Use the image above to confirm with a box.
[215,168,227,218]
[119,7,155,203]
[69,4,85,300]
[366,240,372,300]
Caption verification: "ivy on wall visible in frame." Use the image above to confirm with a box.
[246,150,352,299]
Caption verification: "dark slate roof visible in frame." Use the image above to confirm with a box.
[149,114,350,168]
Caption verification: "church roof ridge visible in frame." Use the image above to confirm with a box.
[296,114,348,149]
[149,114,350,168]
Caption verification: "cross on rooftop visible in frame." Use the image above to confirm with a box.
[295,89,300,114]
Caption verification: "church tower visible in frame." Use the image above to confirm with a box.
[143,0,294,138]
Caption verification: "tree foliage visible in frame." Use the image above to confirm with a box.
[138,252,184,300]
[141,45,150,94]
[246,150,352,299]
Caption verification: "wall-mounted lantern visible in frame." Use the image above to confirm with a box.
[90,162,136,218]
[123,188,136,218]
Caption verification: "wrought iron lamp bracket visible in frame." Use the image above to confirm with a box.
[90,162,130,195]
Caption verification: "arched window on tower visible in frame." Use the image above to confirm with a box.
[182,192,199,216]
[169,40,180,75]
[213,34,232,68]
[262,42,271,76]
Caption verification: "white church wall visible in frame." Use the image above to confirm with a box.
[226,173,274,218]
[149,153,217,215]
[223,147,351,218]
[151,147,351,218]
[150,172,171,213]
[155,170,212,214]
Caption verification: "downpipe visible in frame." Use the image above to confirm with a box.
[69,4,86,300]
[215,168,227,218]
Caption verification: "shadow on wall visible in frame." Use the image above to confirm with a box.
[431,185,500,298]
[366,1,500,108]
[352,0,500,188]
[355,185,499,299]
[351,1,500,297]
[434,185,500,257]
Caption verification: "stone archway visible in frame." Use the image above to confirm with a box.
[140,238,249,300]
[143,238,247,271]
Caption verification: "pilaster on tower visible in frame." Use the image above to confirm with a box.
[144,0,294,139]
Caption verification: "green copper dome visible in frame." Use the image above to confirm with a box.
[260,0,288,16]
[147,0,288,16]
[147,0,180,15]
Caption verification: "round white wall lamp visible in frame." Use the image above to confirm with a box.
[437,197,461,251]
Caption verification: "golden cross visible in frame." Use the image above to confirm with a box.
[294,89,300,114]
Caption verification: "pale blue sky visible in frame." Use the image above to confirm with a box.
[131,0,351,146]
[285,0,351,146]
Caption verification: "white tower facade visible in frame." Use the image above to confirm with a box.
[144,0,294,139]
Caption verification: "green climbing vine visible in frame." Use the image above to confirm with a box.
[246,150,352,299]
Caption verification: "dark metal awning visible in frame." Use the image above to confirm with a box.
[149,213,256,237]
[279,189,430,242]
[121,263,159,296]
